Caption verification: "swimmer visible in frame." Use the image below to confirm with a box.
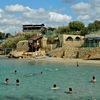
[14,70,17,74]
[65,88,73,94]
[4,78,9,85]
[16,79,20,86]
[69,88,73,93]
[51,84,59,90]
[90,76,96,83]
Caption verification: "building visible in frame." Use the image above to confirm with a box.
[83,32,100,47]
[83,37,100,47]
[59,34,84,47]
[23,24,46,33]
[0,47,12,55]
[28,36,43,52]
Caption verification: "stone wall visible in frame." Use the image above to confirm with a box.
[41,37,47,48]
[63,47,78,58]
[58,34,84,46]
[64,41,84,47]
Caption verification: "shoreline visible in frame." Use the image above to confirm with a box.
[31,57,100,66]
[0,55,7,57]
[0,55,100,66]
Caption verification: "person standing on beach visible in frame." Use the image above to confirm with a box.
[77,61,79,67]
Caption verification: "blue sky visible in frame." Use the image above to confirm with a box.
[0,0,100,34]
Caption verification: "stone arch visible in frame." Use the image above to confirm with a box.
[75,37,81,41]
[66,36,73,41]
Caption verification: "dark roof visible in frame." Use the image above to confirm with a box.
[95,37,100,40]
[0,48,12,51]
[29,36,43,41]
[23,24,45,27]
[84,37,100,40]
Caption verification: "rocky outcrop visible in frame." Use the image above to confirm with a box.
[47,45,79,58]
[80,47,100,60]
[47,45,100,60]
[8,51,24,58]
[8,50,46,58]
[47,48,65,58]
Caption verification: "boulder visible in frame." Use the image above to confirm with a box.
[47,48,65,58]
[8,51,24,58]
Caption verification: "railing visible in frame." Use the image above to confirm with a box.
[81,43,99,47]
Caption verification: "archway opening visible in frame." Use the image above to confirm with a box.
[75,37,81,41]
[66,37,73,41]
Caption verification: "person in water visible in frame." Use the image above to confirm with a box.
[65,88,73,94]
[53,84,57,88]
[16,79,20,86]
[40,71,43,74]
[67,88,73,94]
[51,84,59,90]
[90,76,96,83]
[4,78,9,85]
[69,88,73,93]
[14,70,17,74]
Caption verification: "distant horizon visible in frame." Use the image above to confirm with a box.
[0,0,100,34]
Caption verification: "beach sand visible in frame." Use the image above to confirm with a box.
[1,55,100,66]
[31,57,100,66]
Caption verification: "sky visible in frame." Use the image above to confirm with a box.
[0,0,100,34]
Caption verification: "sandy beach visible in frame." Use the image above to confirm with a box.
[0,55,100,66]
[31,57,100,66]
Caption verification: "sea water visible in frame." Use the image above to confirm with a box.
[0,57,100,100]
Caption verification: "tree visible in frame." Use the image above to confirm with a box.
[2,35,26,48]
[0,32,5,39]
[88,23,94,32]
[69,21,85,31]
[48,27,55,31]
[80,27,89,36]
[16,32,37,40]
[40,27,47,34]
[88,20,100,32]
[56,26,70,34]
[5,33,12,38]
[94,20,100,30]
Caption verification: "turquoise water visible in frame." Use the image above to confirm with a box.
[0,57,100,100]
